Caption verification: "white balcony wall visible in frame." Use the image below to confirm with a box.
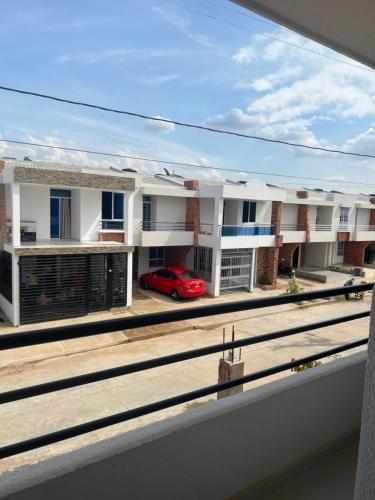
[316,205,333,225]
[5,184,11,219]
[20,184,50,240]
[221,235,275,249]
[70,190,81,240]
[154,196,186,224]
[309,231,336,242]
[80,190,101,241]
[356,208,370,226]
[281,231,306,243]
[309,205,318,225]
[281,203,298,226]
[132,189,144,245]
[140,231,194,247]
[200,198,214,225]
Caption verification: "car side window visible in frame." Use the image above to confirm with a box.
[168,271,177,280]
[155,270,167,278]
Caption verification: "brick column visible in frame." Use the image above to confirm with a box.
[370,209,375,227]
[271,201,282,237]
[184,180,200,247]
[297,205,310,243]
[256,247,279,288]
[344,241,370,266]
[0,160,6,250]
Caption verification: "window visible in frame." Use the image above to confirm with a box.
[242,201,256,223]
[179,270,198,280]
[337,241,345,256]
[143,196,152,231]
[149,247,165,268]
[102,192,124,229]
[50,189,71,239]
[340,208,349,223]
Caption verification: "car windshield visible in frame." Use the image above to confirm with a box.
[179,271,199,280]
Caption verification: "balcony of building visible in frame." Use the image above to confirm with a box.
[0,284,371,499]
[138,221,194,247]
[280,223,306,243]
[4,184,131,251]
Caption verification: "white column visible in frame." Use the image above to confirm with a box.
[126,251,133,307]
[250,248,256,292]
[212,197,224,297]
[11,183,20,247]
[354,291,375,498]
[125,192,134,245]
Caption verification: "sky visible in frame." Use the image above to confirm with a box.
[2,0,375,193]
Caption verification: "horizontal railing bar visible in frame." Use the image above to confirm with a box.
[0,337,367,460]
[0,311,369,405]
[1,284,372,350]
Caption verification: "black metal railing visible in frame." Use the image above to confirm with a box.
[0,283,372,460]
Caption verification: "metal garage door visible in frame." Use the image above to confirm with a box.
[220,249,253,292]
[20,253,128,324]
[20,254,87,324]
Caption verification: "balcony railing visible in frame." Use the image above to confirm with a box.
[280,224,305,231]
[100,219,124,231]
[310,224,333,231]
[199,223,214,235]
[356,225,375,231]
[140,221,193,231]
[6,220,37,244]
[0,283,371,459]
[220,224,273,236]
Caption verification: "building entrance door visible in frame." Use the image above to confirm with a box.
[220,248,253,292]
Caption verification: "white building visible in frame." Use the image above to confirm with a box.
[1,158,375,326]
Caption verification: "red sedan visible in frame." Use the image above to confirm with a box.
[140,267,206,300]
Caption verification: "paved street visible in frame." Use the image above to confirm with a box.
[0,294,371,473]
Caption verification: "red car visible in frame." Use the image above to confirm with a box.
[140,267,206,300]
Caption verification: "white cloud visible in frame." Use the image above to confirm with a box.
[144,116,176,134]
[136,74,180,86]
[232,46,257,65]
[237,66,302,92]
[205,108,266,131]
[58,47,188,64]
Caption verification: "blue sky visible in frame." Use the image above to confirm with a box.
[2,0,375,192]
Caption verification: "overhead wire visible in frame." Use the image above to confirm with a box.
[1,86,375,161]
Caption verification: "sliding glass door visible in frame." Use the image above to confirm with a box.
[50,189,71,239]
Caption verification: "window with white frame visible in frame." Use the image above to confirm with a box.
[337,241,345,256]
[149,247,165,268]
[101,192,124,230]
[339,207,349,223]
[242,201,256,223]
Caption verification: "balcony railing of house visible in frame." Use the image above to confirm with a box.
[355,225,375,231]
[0,283,372,459]
[220,224,274,236]
[6,220,37,244]
[310,224,333,231]
[199,223,214,236]
[338,223,353,232]
[280,224,305,231]
[140,221,194,231]
[100,219,124,231]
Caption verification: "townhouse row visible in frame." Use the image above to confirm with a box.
[1,158,374,326]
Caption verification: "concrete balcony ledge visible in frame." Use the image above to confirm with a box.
[354,230,375,242]
[0,351,366,500]
[310,230,336,242]
[281,230,306,243]
[140,230,194,247]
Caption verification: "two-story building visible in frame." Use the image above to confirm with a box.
[0,160,136,326]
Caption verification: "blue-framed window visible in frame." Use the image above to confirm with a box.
[102,192,124,230]
[242,201,256,223]
[149,247,165,268]
[337,241,345,256]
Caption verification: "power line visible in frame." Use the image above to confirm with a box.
[2,137,375,187]
[1,86,375,161]
[168,1,374,73]
[202,0,291,31]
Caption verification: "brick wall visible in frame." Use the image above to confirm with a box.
[300,243,306,266]
[98,232,125,244]
[0,160,6,250]
[256,247,279,288]
[297,191,308,199]
[343,241,370,266]
[271,201,282,236]
[279,243,300,268]
[297,205,310,242]
[184,181,200,246]
[337,232,350,242]
[370,209,375,226]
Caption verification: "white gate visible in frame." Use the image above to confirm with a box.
[220,248,254,292]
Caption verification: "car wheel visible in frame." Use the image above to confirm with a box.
[141,280,148,290]
[170,289,181,301]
